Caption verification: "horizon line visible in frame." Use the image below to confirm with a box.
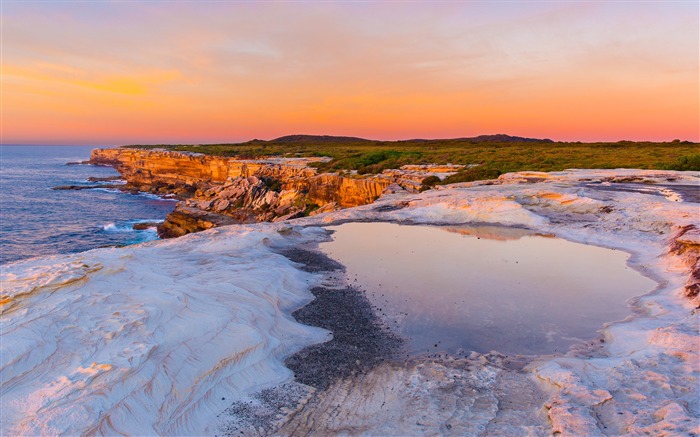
[3,134,699,147]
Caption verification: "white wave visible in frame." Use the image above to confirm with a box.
[87,179,127,185]
[92,187,122,194]
[131,219,165,227]
[83,186,178,202]
[102,219,164,233]
[102,222,117,231]
[137,192,179,202]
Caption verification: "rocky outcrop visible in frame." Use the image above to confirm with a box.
[669,224,700,302]
[157,206,240,238]
[285,174,387,208]
[89,148,410,237]
[89,148,317,186]
[89,148,466,237]
[53,184,126,191]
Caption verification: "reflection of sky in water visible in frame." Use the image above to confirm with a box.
[320,222,657,356]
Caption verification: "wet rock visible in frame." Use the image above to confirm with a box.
[157,206,238,238]
[52,184,123,191]
[132,222,161,230]
[87,176,122,182]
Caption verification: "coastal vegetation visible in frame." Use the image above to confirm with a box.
[125,135,700,183]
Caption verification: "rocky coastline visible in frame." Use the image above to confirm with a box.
[3,166,699,435]
[88,147,463,238]
[63,148,700,434]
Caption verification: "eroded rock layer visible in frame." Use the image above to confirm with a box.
[90,148,401,237]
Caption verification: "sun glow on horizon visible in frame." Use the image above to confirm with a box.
[2,2,698,145]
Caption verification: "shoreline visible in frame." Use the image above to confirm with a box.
[215,219,657,435]
[2,168,698,435]
[84,147,462,239]
[0,149,178,266]
[219,238,552,435]
[217,169,699,435]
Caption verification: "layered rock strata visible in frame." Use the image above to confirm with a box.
[89,148,460,237]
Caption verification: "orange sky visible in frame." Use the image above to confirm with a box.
[2,2,698,145]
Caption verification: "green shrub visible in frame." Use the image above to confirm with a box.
[303,202,320,216]
[124,138,700,179]
[421,175,441,186]
[666,154,700,171]
[262,177,282,192]
[440,167,502,184]
[419,175,442,191]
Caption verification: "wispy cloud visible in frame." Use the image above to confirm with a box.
[2,1,698,144]
[5,63,181,95]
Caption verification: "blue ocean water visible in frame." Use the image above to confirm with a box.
[0,145,177,265]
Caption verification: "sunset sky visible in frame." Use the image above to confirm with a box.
[3,1,698,145]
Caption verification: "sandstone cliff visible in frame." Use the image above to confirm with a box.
[90,148,413,237]
[89,149,319,196]
[90,148,464,237]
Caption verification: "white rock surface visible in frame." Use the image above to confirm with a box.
[1,168,698,435]
[1,226,331,435]
[285,168,699,436]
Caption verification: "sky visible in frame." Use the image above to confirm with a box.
[2,1,699,145]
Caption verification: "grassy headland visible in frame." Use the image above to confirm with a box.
[124,135,699,184]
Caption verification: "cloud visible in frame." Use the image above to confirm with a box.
[2,1,698,144]
[4,63,181,95]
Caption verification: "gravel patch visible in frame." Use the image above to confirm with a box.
[216,246,403,434]
[277,248,345,273]
[216,382,315,436]
[284,285,403,390]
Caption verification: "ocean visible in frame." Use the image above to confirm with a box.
[0,145,177,265]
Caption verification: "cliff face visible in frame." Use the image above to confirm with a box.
[90,149,316,187]
[89,148,394,237]
[285,175,387,208]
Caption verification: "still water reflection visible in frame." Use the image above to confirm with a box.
[319,222,656,356]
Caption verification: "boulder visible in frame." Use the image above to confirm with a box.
[214,199,230,212]
[272,209,305,222]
